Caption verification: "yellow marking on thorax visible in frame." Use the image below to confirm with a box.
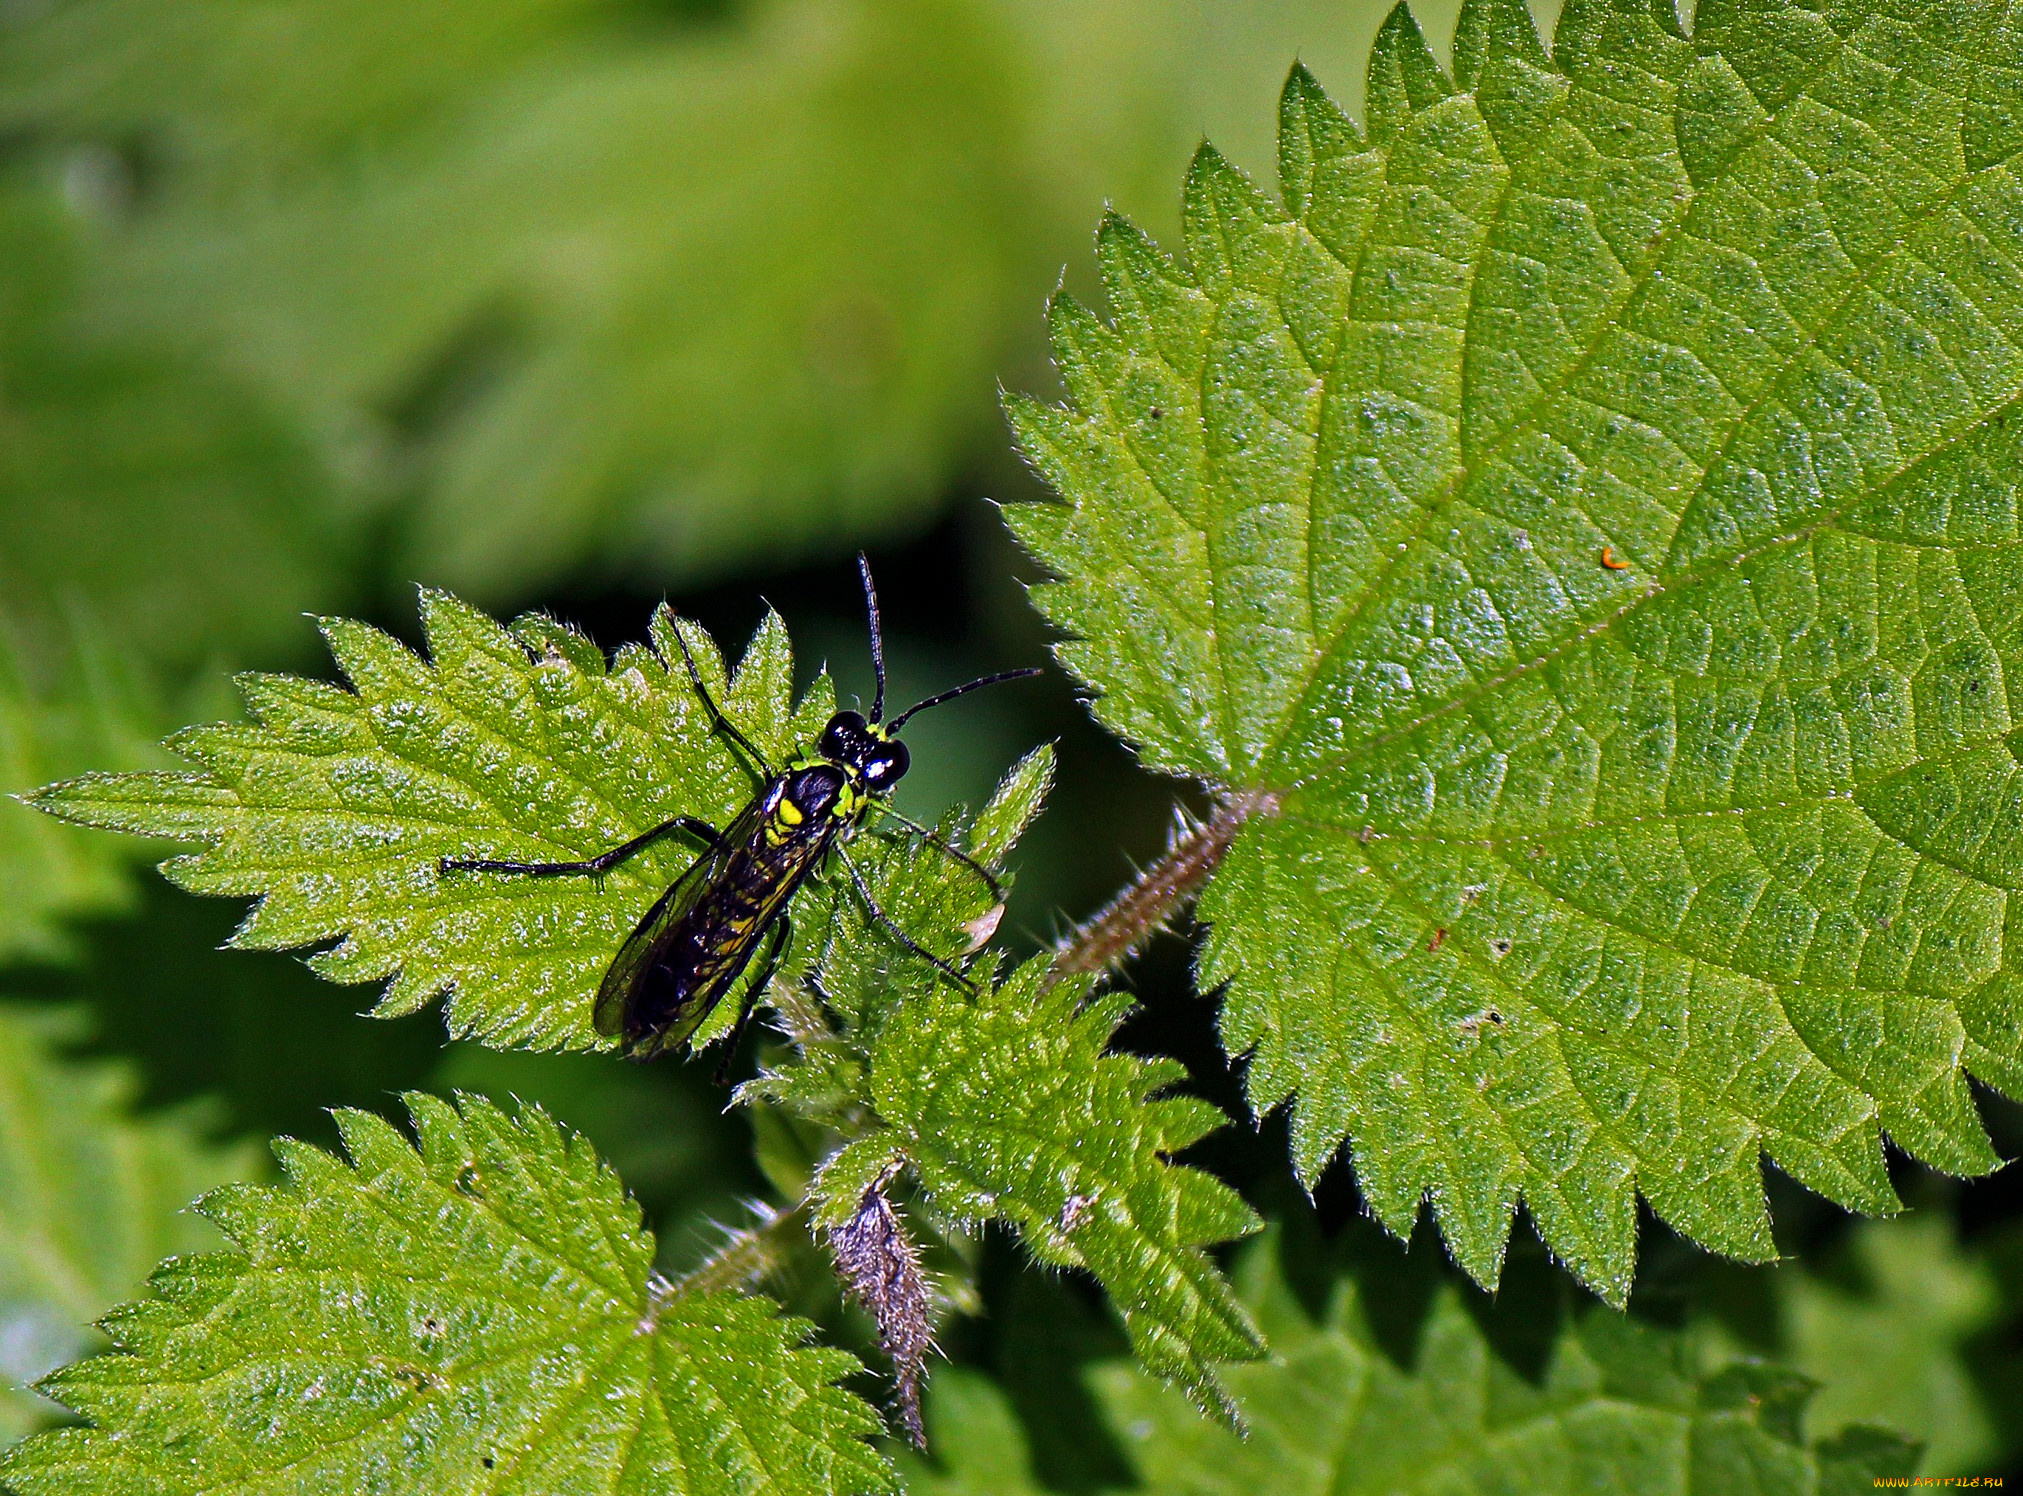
[766,798,804,847]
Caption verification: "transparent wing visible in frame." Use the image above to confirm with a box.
[591,799,763,1046]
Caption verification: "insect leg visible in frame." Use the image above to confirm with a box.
[835,844,978,994]
[667,622,775,780]
[713,914,790,1085]
[870,805,1006,902]
[440,815,719,880]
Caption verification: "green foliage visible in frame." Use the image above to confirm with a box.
[889,1368,1046,1496]
[780,744,1056,1049]
[31,595,836,1052]
[896,1229,1927,1496]
[1008,0,2023,1301]
[27,590,1269,1431]
[431,1041,759,1245]
[750,749,1269,1423]
[1694,1216,2004,1475]
[1086,1231,1920,1496]
[0,1006,255,1446]
[0,179,342,670]
[863,959,1264,1425]
[0,0,1027,598]
[0,630,167,965]
[0,1092,893,1495]
[0,0,1414,603]
[10,0,2019,1483]
[29,876,451,1155]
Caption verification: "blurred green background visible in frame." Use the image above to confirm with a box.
[0,0,2018,1483]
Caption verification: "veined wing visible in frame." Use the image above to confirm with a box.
[592,797,765,1050]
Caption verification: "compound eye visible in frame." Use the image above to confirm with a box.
[820,710,868,760]
[863,739,910,788]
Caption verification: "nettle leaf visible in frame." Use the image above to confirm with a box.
[861,957,1265,1426]
[0,0,1044,603]
[786,744,1056,1052]
[743,741,1266,1433]
[0,629,168,964]
[1007,0,2023,1300]
[0,1007,256,1447]
[1092,1229,1920,1496]
[0,1092,892,1495]
[888,1367,1046,1496]
[1694,1216,2005,1475]
[29,593,840,1052]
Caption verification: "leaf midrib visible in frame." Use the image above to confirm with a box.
[1157,13,2023,795]
[1273,350,2023,804]
[1289,725,2023,903]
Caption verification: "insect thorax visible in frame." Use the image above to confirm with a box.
[765,760,867,848]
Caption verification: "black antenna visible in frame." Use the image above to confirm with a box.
[887,668,1043,733]
[859,553,888,724]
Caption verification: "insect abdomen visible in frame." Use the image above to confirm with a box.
[623,821,828,1047]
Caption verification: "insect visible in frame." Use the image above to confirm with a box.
[440,557,1040,1074]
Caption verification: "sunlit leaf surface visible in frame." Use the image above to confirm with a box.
[0,1093,892,1495]
[868,958,1264,1425]
[0,1008,254,1447]
[32,596,837,1052]
[1009,0,2023,1300]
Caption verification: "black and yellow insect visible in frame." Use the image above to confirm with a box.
[441,558,1038,1071]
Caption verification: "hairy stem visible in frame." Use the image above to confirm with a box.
[1044,788,1279,990]
[669,1200,811,1298]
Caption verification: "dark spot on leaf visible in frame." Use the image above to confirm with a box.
[455,1165,483,1198]
[1491,938,1513,957]
[1458,1007,1506,1039]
